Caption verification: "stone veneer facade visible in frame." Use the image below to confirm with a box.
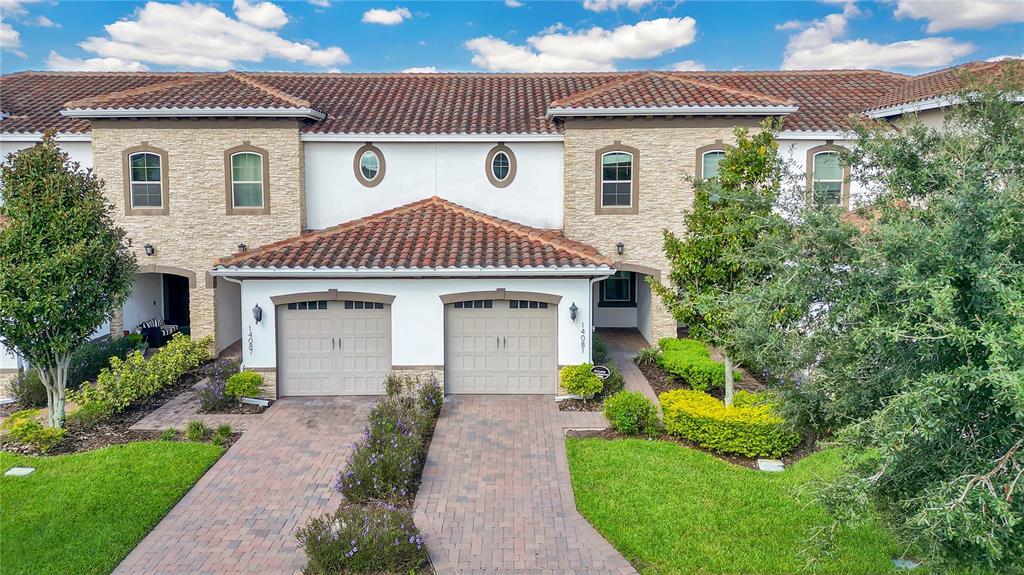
[561,116,763,344]
[91,119,305,352]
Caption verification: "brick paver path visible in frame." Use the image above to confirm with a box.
[130,380,263,432]
[598,328,660,406]
[114,396,374,575]
[415,395,637,575]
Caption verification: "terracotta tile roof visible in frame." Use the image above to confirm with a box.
[0,68,925,135]
[869,58,1023,113]
[217,196,612,270]
[548,72,795,110]
[63,71,318,112]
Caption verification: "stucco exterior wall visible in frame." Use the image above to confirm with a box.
[562,117,763,343]
[90,119,305,351]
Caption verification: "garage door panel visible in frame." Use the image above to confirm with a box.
[279,300,391,396]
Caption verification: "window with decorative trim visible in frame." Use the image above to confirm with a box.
[806,144,850,209]
[601,151,633,206]
[224,143,270,215]
[701,150,726,179]
[485,144,517,188]
[122,144,169,216]
[599,271,636,308]
[354,143,386,187]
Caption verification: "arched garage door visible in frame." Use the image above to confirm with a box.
[278,299,391,395]
[445,298,557,394]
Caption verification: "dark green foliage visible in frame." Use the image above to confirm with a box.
[158,428,177,441]
[603,391,659,437]
[656,338,733,392]
[600,364,625,396]
[196,359,240,412]
[67,335,145,392]
[184,420,210,442]
[63,402,111,432]
[592,331,610,364]
[297,503,428,574]
[732,77,1024,571]
[416,377,444,419]
[0,132,136,427]
[9,370,47,408]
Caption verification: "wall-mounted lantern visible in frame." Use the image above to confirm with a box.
[616,242,624,255]
[569,302,578,322]
[143,243,155,256]
[252,304,263,324]
[238,243,247,253]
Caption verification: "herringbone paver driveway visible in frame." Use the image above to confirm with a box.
[114,396,374,575]
[415,395,638,575]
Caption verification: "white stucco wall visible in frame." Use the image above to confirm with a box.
[304,141,564,229]
[122,273,164,333]
[237,277,594,370]
[216,280,242,352]
[777,139,871,208]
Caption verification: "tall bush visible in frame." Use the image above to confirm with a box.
[660,389,798,458]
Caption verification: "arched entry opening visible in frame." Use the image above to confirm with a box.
[122,265,195,347]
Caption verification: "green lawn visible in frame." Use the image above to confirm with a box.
[1,441,223,575]
[567,438,901,575]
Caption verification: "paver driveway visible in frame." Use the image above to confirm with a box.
[115,396,375,575]
[415,395,637,575]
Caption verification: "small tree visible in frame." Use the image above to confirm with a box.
[651,120,786,406]
[0,132,135,428]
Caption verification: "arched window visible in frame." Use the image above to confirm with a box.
[230,152,265,208]
[485,144,517,187]
[701,150,726,179]
[354,144,385,187]
[129,152,163,208]
[601,151,633,207]
[812,151,843,205]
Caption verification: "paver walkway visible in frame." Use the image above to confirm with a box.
[130,379,263,432]
[415,395,637,575]
[114,396,375,575]
[598,328,660,406]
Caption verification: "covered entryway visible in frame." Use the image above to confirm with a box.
[445,298,557,394]
[278,298,391,396]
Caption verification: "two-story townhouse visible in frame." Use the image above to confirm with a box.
[1,59,1016,398]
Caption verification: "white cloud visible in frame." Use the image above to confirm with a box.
[0,14,21,52]
[505,0,523,7]
[308,0,330,6]
[0,0,42,16]
[362,7,412,25]
[893,0,1024,33]
[775,20,804,31]
[34,15,57,27]
[987,53,1024,62]
[671,59,705,71]
[402,66,437,73]
[47,50,150,71]
[77,1,348,70]
[780,6,974,70]
[582,0,654,12]
[467,17,698,72]
[233,0,288,29]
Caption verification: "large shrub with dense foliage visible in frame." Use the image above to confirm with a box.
[559,364,603,397]
[660,389,799,458]
[656,338,730,392]
[68,334,145,391]
[730,76,1024,571]
[297,503,428,574]
[73,334,211,417]
[0,133,136,427]
[603,391,659,437]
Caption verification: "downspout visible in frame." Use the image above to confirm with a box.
[589,271,615,363]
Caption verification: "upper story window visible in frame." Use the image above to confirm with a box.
[701,151,726,179]
[122,143,169,216]
[231,152,264,207]
[354,143,385,187]
[224,143,270,215]
[485,144,517,188]
[812,151,843,206]
[129,153,163,208]
[601,151,633,206]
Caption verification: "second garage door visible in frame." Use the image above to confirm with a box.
[445,298,557,394]
[278,299,391,396]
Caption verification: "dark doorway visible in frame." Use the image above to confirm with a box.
[163,274,190,328]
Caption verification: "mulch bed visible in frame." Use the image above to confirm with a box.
[198,402,266,415]
[557,398,604,412]
[1,359,251,456]
[566,428,818,469]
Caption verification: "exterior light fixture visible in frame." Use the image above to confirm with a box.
[616,242,624,255]
[252,304,263,324]
[143,243,154,256]
[569,302,578,322]
[238,243,247,253]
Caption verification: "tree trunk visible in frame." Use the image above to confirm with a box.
[724,353,735,408]
[37,356,71,428]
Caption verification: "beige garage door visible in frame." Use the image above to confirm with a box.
[278,299,391,396]
[445,299,557,394]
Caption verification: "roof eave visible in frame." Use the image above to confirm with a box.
[546,105,799,120]
[59,107,326,121]
[866,93,1024,119]
[210,266,615,278]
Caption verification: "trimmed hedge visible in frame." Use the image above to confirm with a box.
[559,364,603,397]
[657,338,738,392]
[603,391,659,437]
[225,371,263,399]
[72,334,211,417]
[660,389,799,458]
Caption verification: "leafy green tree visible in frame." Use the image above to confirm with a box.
[651,119,786,406]
[0,132,135,428]
[733,78,1024,571]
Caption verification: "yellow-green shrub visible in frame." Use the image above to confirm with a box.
[225,371,263,399]
[559,364,603,397]
[0,409,64,452]
[73,334,211,416]
[657,338,739,392]
[660,389,799,458]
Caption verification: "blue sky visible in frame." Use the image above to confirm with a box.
[1,1,1021,75]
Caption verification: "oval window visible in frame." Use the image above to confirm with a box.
[491,151,510,181]
[360,150,379,180]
